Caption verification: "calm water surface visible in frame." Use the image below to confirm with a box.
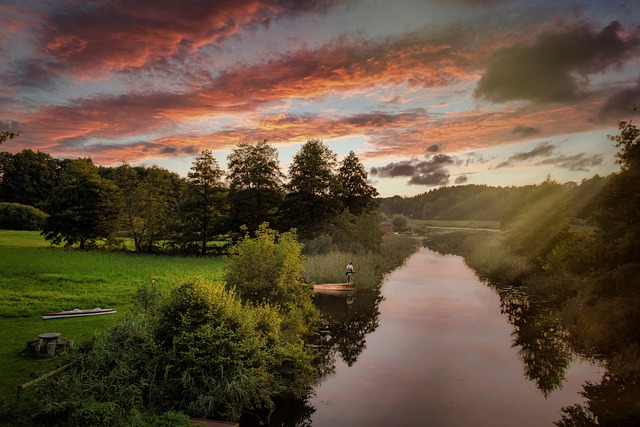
[309,248,602,427]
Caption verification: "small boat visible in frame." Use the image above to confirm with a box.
[313,283,356,292]
[42,308,117,320]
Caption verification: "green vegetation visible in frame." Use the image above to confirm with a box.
[303,234,419,286]
[0,203,47,231]
[0,227,418,426]
[0,230,225,401]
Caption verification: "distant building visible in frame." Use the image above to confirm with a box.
[380,220,394,233]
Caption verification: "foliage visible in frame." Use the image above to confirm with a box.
[0,149,62,210]
[282,139,340,239]
[10,275,316,425]
[0,130,20,144]
[224,223,318,338]
[226,140,285,235]
[331,209,383,254]
[0,202,47,230]
[110,164,183,253]
[179,150,226,255]
[335,151,378,215]
[42,158,122,250]
[303,233,419,287]
[155,278,315,421]
[377,184,515,220]
[501,178,572,264]
[391,214,408,231]
[0,230,227,401]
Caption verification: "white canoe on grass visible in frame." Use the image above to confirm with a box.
[42,308,117,320]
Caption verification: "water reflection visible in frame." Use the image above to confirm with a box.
[312,288,383,376]
[308,249,601,427]
[487,283,573,396]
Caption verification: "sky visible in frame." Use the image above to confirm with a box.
[1,0,639,197]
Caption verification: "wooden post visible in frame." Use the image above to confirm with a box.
[17,363,73,398]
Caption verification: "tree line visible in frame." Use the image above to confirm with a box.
[377,177,610,224]
[0,139,379,253]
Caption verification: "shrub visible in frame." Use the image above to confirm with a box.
[155,278,315,421]
[0,202,47,230]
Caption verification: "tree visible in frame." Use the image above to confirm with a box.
[331,210,384,253]
[180,150,225,255]
[335,151,379,215]
[593,112,640,266]
[226,140,284,235]
[282,139,340,239]
[42,158,121,249]
[111,164,183,253]
[225,223,318,338]
[0,149,62,210]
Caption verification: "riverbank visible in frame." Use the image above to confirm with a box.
[423,229,640,425]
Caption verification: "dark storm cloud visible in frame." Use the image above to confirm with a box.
[511,125,541,137]
[598,80,640,121]
[475,21,640,104]
[370,153,456,186]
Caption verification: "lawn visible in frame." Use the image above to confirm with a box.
[407,219,500,233]
[0,231,226,399]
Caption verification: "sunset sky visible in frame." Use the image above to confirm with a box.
[1,0,639,197]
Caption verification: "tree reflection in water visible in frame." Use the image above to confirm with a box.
[485,280,640,425]
[488,282,573,396]
[312,287,384,377]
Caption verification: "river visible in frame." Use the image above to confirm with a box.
[308,248,603,427]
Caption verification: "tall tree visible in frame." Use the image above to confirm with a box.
[226,140,284,234]
[42,158,121,250]
[282,139,339,239]
[180,150,225,255]
[336,151,379,215]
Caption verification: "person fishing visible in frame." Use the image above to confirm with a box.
[346,261,355,284]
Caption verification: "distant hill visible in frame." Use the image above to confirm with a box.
[376,177,610,222]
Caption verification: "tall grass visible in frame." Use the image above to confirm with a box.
[303,234,419,288]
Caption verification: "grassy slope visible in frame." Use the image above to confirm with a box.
[0,231,226,399]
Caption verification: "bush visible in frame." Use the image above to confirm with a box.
[69,401,122,426]
[155,278,315,421]
[0,202,47,230]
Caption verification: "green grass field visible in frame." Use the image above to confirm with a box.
[0,231,226,399]
[407,219,500,232]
